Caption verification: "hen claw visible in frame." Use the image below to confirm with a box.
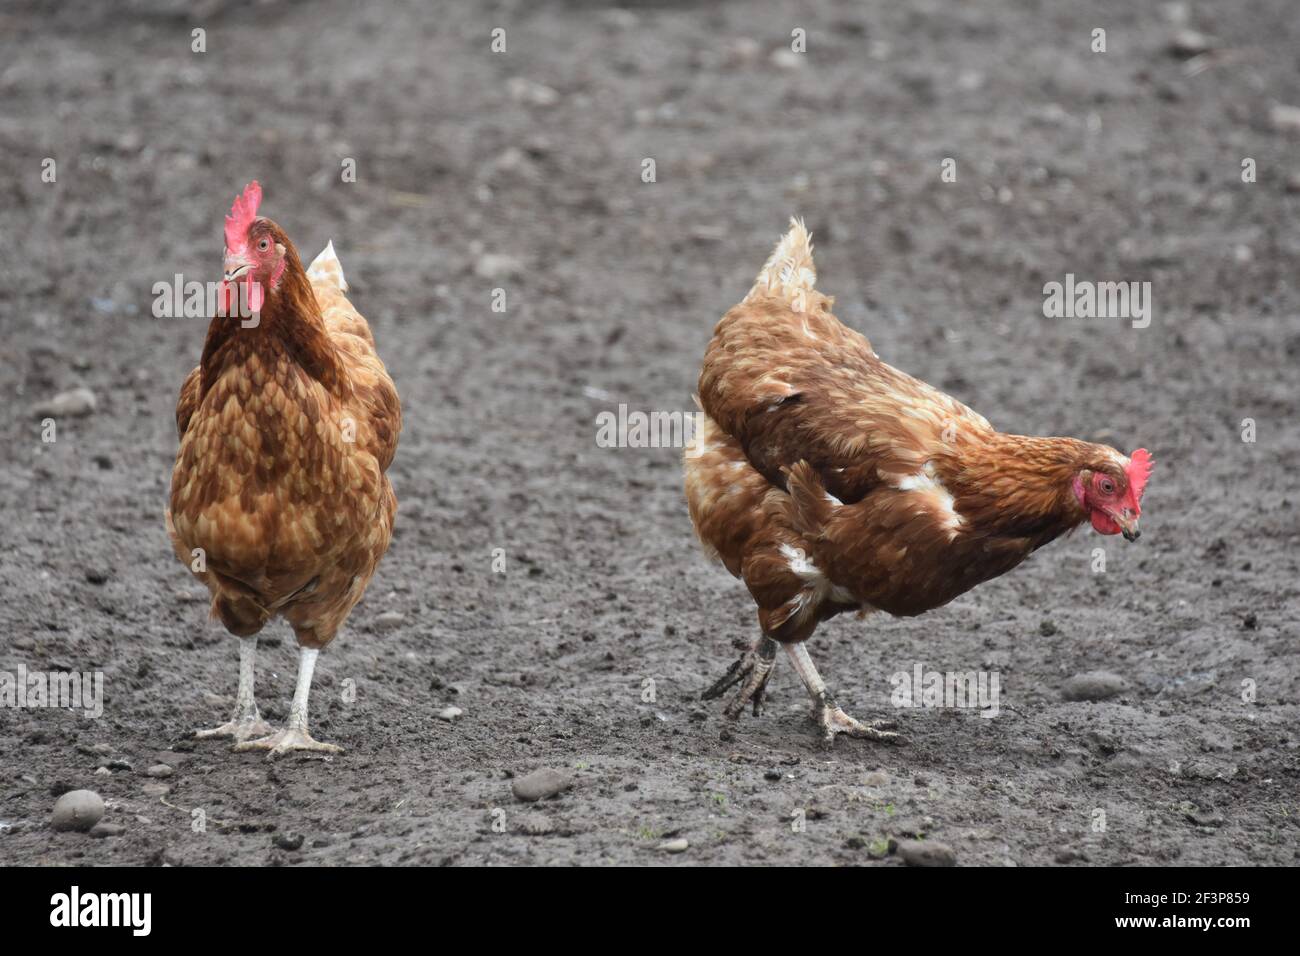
[817,706,906,747]
[702,635,778,718]
[233,727,343,757]
[195,715,274,742]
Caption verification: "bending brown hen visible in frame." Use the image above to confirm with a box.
[685,220,1151,745]
[167,182,400,756]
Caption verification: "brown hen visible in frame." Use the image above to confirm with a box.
[167,182,400,756]
[685,220,1151,744]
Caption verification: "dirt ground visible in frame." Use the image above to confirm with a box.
[1,0,1297,867]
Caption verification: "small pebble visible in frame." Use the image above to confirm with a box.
[51,790,104,832]
[144,764,174,778]
[511,768,574,802]
[1168,29,1214,57]
[273,831,305,851]
[89,822,125,839]
[437,706,463,721]
[863,770,890,787]
[1062,671,1127,702]
[1270,103,1300,134]
[506,77,560,107]
[31,387,97,419]
[474,253,525,280]
[770,49,805,71]
[373,610,406,631]
[658,838,689,853]
[896,839,957,867]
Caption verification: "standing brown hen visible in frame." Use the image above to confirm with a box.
[685,220,1151,745]
[167,182,401,756]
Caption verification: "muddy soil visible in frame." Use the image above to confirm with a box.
[1,0,1297,866]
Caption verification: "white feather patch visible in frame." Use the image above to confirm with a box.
[779,543,856,607]
[895,462,965,535]
[307,240,348,291]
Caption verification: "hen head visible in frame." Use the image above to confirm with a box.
[1072,448,1153,542]
[221,181,292,315]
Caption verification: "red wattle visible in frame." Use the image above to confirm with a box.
[246,274,264,314]
[1090,510,1121,535]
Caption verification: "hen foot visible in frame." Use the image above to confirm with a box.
[195,713,274,742]
[816,704,905,747]
[233,727,343,757]
[702,635,778,718]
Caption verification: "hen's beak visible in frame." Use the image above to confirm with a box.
[223,252,252,283]
[1113,510,1141,542]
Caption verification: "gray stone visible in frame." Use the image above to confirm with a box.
[1062,671,1127,701]
[273,831,304,851]
[474,253,525,280]
[511,768,573,802]
[897,839,956,867]
[373,610,406,631]
[51,790,104,832]
[32,387,97,418]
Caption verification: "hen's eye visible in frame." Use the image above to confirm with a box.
[257,237,270,252]
[1098,477,1116,495]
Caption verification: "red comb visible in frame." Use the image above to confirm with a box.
[1127,448,1153,502]
[224,181,262,252]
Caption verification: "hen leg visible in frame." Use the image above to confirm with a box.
[195,637,274,741]
[235,646,342,756]
[702,635,778,718]
[783,643,905,746]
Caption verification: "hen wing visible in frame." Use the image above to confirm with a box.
[175,365,202,438]
[308,246,401,473]
[699,294,991,504]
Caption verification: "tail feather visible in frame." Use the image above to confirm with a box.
[745,217,817,306]
[307,240,348,292]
